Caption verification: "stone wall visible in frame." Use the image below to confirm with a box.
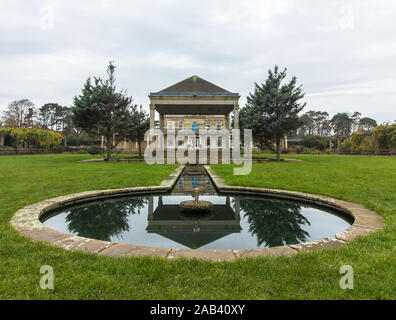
[164,115,227,130]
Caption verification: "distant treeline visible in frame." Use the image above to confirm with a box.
[292,110,395,154]
[296,110,377,138]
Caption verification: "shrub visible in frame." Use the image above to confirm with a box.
[340,141,353,152]
[0,127,63,149]
[302,136,327,151]
[294,146,305,154]
[373,123,396,151]
[66,133,101,147]
[87,146,102,155]
[66,135,81,146]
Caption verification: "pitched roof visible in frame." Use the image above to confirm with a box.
[150,75,239,97]
[148,203,241,249]
[154,231,235,249]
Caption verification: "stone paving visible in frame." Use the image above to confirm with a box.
[10,164,385,262]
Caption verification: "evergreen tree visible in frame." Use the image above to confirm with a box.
[351,111,362,132]
[239,198,310,247]
[330,112,353,151]
[65,197,146,241]
[72,61,132,160]
[241,66,306,161]
[128,105,149,158]
[39,103,71,131]
[359,117,377,133]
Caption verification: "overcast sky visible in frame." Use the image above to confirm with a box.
[1,0,395,123]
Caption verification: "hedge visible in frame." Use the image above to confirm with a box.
[0,128,63,149]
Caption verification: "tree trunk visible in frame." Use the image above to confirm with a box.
[138,140,142,159]
[106,140,112,161]
[337,138,341,153]
[275,138,281,161]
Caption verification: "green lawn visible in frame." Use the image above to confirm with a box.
[0,154,395,299]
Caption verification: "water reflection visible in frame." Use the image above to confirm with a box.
[239,198,310,247]
[65,197,146,241]
[61,195,313,249]
[146,195,241,249]
[42,169,350,249]
[172,167,217,195]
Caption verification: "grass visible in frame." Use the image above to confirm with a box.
[0,154,395,299]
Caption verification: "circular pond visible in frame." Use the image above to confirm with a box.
[41,189,353,250]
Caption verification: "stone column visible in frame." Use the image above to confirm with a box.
[148,196,154,220]
[149,104,155,129]
[233,105,239,129]
[124,137,127,149]
[0,135,4,148]
[234,197,240,219]
[159,113,165,150]
[225,113,230,130]
[101,136,104,149]
[159,113,164,131]
[284,135,288,149]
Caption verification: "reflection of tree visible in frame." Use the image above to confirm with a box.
[65,197,147,241]
[239,198,311,247]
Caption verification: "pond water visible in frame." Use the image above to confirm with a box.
[41,168,352,250]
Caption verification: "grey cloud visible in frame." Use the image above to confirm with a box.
[0,0,395,123]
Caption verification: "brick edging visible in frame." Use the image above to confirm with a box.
[10,164,385,261]
[203,165,385,256]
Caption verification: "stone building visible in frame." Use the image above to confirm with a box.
[114,75,240,152]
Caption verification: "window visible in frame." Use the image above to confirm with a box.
[178,140,184,147]
[188,136,200,148]
[216,121,221,130]
[207,137,211,147]
[167,136,174,148]
[167,121,175,130]
[178,121,184,130]
[206,121,211,130]
[218,137,222,147]
[192,122,198,133]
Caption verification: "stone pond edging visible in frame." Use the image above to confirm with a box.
[10,165,385,262]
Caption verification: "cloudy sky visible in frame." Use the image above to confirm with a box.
[1,0,395,123]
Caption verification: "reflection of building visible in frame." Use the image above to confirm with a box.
[173,166,217,195]
[146,195,241,249]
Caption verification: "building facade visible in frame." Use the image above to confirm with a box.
[115,75,240,152]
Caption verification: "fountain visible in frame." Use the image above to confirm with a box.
[179,187,214,214]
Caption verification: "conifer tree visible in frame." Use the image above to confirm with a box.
[242,66,306,161]
[72,61,132,160]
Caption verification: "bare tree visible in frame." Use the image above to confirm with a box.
[2,99,38,128]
